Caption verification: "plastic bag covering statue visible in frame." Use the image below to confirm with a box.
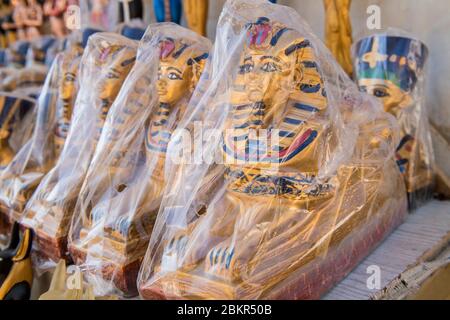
[354,33,434,207]
[137,0,408,300]
[0,93,36,235]
[20,33,136,264]
[0,40,83,224]
[0,93,35,170]
[69,23,210,297]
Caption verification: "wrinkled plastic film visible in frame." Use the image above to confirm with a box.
[21,33,137,266]
[0,41,84,226]
[353,30,435,208]
[138,0,408,300]
[68,23,211,297]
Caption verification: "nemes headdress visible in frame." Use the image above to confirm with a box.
[354,35,428,92]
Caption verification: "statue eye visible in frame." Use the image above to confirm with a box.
[168,72,182,80]
[239,63,254,74]
[261,62,279,73]
[106,72,118,79]
[374,88,389,98]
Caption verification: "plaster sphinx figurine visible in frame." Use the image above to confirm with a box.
[0,40,83,224]
[138,0,408,300]
[43,0,68,38]
[183,0,208,36]
[21,33,137,264]
[69,23,210,296]
[354,34,435,207]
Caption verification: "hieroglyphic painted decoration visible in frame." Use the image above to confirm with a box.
[183,0,208,36]
[354,35,432,193]
[323,0,352,75]
[154,0,182,24]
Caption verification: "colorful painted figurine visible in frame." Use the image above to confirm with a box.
[0,41,83,224]
[22,33,137,263]
[183,0,208,36]
[138,1,407,300]
[323,0,353,75]
[153,0,182,24]
[354,34,434,206]
[43,0,68,38]
[69,24,210,296]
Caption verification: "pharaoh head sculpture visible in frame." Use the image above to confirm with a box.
[157,37,207,105]
[146,37,208,156]
[354,35,428,115]
[54,45,84,155]
[225,16,328,175]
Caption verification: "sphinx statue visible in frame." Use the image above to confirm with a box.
[138,0,407,300]
[0,39,83,224]
[68,23,210,297]
[20,33,137,264]
[354,34,435,207]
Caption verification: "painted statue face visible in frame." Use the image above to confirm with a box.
[60,71,76,101]
[232,51,292,106]
[358,78,413,113]
[354,36,427,115]
[95,47,135,102]
[157,60,192,105]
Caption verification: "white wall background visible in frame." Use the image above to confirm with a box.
[142,0,450,137]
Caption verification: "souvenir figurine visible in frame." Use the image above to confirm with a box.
[153,0,182,24]
[0,224,33,300]
[22,33,137,264]
[69,23,210,296]
[183,0,208,36]
[0,41,83,224]
[354,34,434,206]
[138,0,407,300]
[24,0,43,40]
[43,0,68,38]
[323,0,353,75]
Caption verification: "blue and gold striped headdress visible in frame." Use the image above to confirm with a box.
[354,35,428,92]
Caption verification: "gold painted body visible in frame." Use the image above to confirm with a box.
[140,18,406,300]
[323,0,353,75]
[22,35,137,260]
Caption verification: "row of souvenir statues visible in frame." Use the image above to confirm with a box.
[0,0,435,300]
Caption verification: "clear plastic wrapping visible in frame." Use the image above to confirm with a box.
[137,0,408,300]
[0,40,84,223]
[68,23,211,297]
[20,33,137,265]
[353,31,435,208]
